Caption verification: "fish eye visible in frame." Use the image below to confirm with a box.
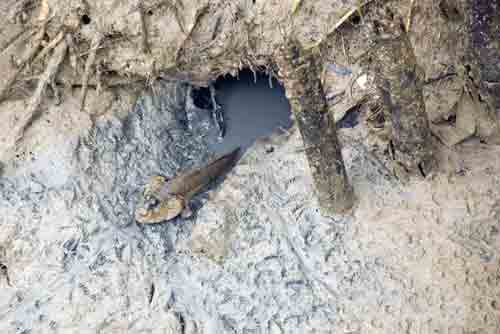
[144,196,160,210]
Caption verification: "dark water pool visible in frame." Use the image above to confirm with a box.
[210,69,293,154]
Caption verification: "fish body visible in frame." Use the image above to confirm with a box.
[135,148,240,224]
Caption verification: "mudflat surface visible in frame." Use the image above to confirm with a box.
[0,81,499,333]
[1,0,500,332]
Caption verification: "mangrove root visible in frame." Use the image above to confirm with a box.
[367,32,435,177]
[277,38,355,215]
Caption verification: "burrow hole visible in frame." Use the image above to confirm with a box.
[191,69,293,154]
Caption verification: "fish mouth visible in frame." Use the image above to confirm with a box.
[135,207,151,223]
[135,195,160,223]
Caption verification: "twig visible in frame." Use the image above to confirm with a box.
[17,0,50,66]
[0,27,30,55]
[80,33,103,111]
[65,34,79,76]
[209,83,225,138]
[32,30,65,65]
[291,0,304,15]
[39,0,49,21]
[138,3,150,54]
[0,0,50,102]
[305,0,374,50]
[330,1,373,35]
[14,39,68,142]
[174,3,209,64]
[406,0,415,33]
[423,72,457,85]
[171,0,186,34]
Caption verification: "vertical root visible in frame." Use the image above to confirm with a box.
[80,33,103,111]
[276,38,355,215]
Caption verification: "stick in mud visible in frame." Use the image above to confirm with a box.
[276,38,355,215]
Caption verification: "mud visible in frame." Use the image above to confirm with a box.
[1,0,500,333]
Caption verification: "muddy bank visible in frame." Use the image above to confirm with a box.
[1,0,500,333]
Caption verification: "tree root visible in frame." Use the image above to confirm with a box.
[32,30,65,65]
[209,83,225,138]
[80,33,103,111]
[0,0,50,103]
[138,3,151,54]
[14,38,68,143]
[277,37,355,215]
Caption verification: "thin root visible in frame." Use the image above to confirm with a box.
[138,3,150,54]
[65,34,79,76]
[15,39,68,143]
[291,0,304,15]
[80,33,103,111]
[175,3,210,64]
[305,0,373,50]
[32,31,65,65]
[406,0,415,32]
[0,0,51,103]
[209,83,225,138]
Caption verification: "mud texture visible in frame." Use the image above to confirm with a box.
[1,0,500,333]
[1,80,500,333]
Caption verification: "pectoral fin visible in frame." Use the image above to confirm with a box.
[181,204,193,219]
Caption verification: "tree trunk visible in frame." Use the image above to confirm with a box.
[277,38,355,215]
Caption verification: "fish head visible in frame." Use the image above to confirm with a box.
[135,194,184,224]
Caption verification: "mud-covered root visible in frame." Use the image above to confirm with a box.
[366,30,435,178]
[276,38,355,215]
[0,0,50,103]
[14,38,68,143]
[80,33,103,111]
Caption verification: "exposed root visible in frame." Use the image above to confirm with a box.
[175,3,210,65]
[65,34,79,77]
[14,38,68,143]
[305,0,374,50]
[406,0,415,32]
[38,0,49,21]
[80,33,103,111]
[209,83,225,138]
[50,80,61,106]
[171,0,187,34]
[17,0,50,66]
[138,3,151,54]
[0,0,50,103]
[32,30,65,65]
[0,27,30,55]
[330,1,372,33]
[291,0,304,15]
